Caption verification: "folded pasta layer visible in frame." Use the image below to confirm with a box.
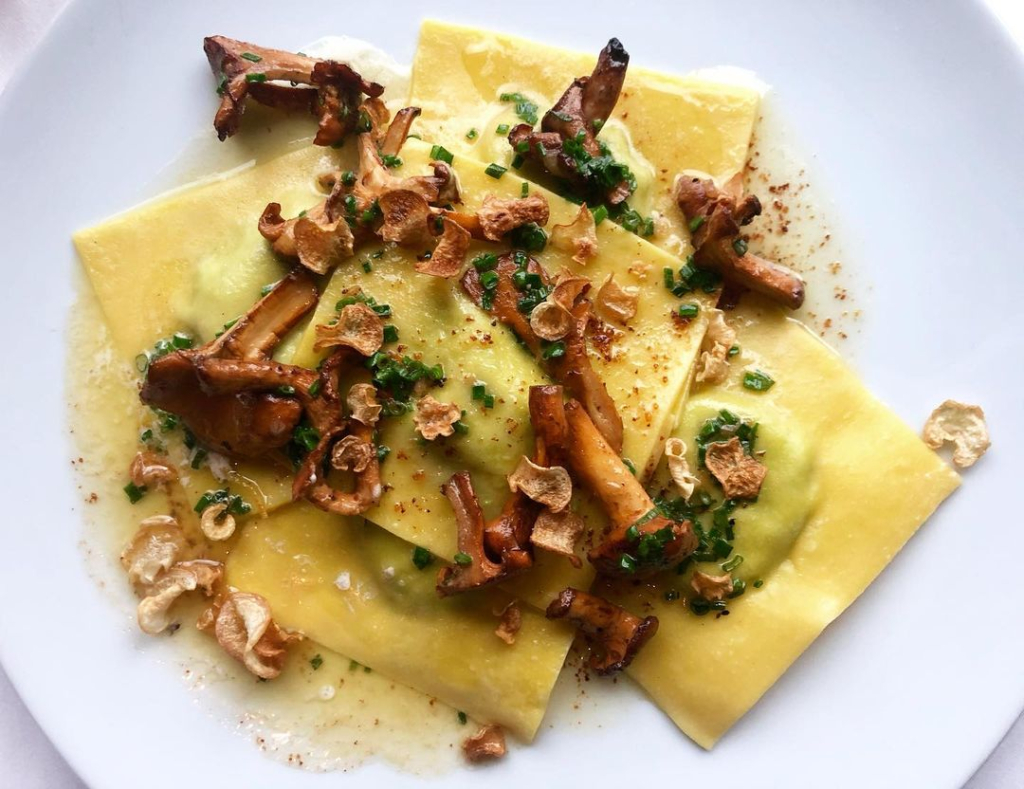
[601,299,960,747]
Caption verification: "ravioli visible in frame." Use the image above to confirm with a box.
[288,139,715,605]
[599,297,960,748]
[408,20,761,252]
[73,145,348,360]
[226,501,573,740]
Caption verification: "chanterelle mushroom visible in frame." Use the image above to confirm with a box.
[546,587,658,675]
[674,174,805,309]
[140,270,318,458]
[203,35,384,144]
[437,471,514,596]
[438,386,571,596]
[561,398,697,577]
[508,39,633,205]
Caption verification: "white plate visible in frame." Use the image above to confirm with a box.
[1,0,1022,786]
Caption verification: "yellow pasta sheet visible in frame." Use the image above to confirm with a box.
[290,139,715,605]
[226,501,573,741]
[408,20,761,250]
[601,298,960,748]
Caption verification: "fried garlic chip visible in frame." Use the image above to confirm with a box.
[595,273,638,325]
[214,591,301,680]
[477,194,550,240]
[530,508,585,567]
[922,399,991,469]
[413,395,462,440]
[199,502,236,542]
[137,560,222,635]
[549,203,598,264]
[704,437,767,499]
[507,456,572,512]
[417,216,470,278]
[121,516,186,588]
[691,570,733,602]
[664,438,699,501]
[314,302,384,356]
[346,383,382,426]
[331,434,374,473]
[695,308,737,385]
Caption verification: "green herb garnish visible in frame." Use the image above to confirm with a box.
[123,482,147,504]
[742,370,775,392]
[412,546,433,569]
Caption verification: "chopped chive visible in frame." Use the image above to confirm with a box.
[453,411,469,435]
[663,267,676,290]
[341,170,357,186]
[722,554,744,572]
[308,379,322,398]
[245,73,267,83]
[362,260,373,273]
[733,237,749,256]
[541,341,566,360]
[277,385,296,396]
[412,546,433,569]
[123,482,147,504]
[471,382,486,401]
[380,153,403,168]
[472,252,498,272]
[623,458,637,476]
[727,345,740,358]
[742,369,775,392]
[479,269,499,288]
[453,551,473,566]
[678,303,700,319]
[495,123,510,135]
[466,128,479,140]
[625,524,641,542]
[310,654,323,670]
[510,154,525,169]
[592,204,609,225]
[515,140,530,154]
[688,215,706,233]
[190,449,208,470]
[753,579,764,588]
[457,711,468,724]
[521,182,529,197]
[429,144,454,165]
[483,393,495,409]
[664,589,681,602]
[618,554,637,574]
[383,325,399,344]
[484,163,507,179]
[729,578,747,598]
[241,52,262,62]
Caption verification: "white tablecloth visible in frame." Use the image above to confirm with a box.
[1,0,1021,785]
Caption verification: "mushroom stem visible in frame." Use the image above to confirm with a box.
[437,472,509,596]
[546,587,658,675]
[561,399,697,577]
